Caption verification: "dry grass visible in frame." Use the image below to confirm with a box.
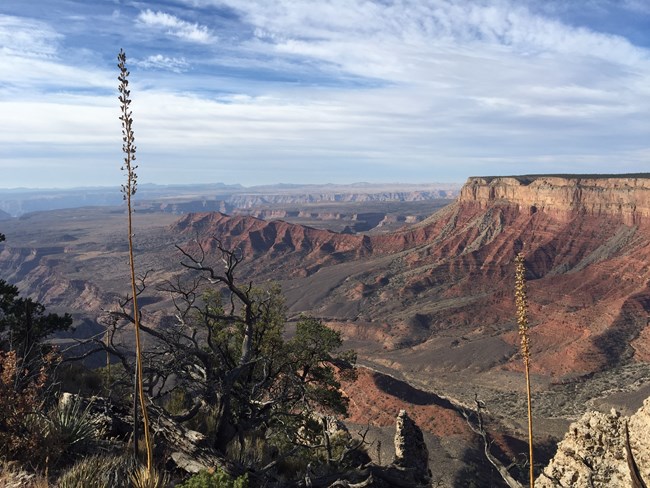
[0,460,49,488]
[130,465,169,488]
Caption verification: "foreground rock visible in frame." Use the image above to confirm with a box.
[301,410,432,488]
[537,397,650,487]
[393,409,431,485]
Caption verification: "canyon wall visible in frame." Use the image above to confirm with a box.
[460,175,650,224]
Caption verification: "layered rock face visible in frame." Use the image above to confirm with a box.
[460,175,650,224]
[157,175,650,381]
[537,397,650,487]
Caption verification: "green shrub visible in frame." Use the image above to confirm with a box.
[178,468,248,488]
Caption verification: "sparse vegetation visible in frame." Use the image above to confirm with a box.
[94,239,360,482]
[0,349,52,467]
[177,469,248,488]
[0,277,71,364]
[0,459,49,487]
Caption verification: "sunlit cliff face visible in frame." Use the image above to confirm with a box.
[461,176,650,225]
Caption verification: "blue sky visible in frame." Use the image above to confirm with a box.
[1,0,649,188]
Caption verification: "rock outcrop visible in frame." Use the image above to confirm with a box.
[537,398,650,487]
[461,175,650,224]
[393,410,431,484]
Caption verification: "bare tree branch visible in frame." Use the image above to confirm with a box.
[462,394,524,488]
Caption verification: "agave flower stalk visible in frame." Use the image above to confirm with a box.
[515,252,534,487]
[118,49,152,472]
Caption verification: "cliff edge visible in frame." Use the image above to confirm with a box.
[460,174,650,224]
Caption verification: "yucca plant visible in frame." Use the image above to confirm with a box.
[44,394,103,458]
[515,252,534,488]
[118,48,153,471]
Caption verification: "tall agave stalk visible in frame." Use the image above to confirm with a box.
[515,252,534,487]
[117,48,153,472]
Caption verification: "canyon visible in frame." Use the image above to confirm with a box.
[3,174,650,485]
[0,182,458,218]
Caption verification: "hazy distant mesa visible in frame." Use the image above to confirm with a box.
[0,182,461,218]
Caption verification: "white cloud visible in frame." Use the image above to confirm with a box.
[0,14,61,57]
[0,50,114,94]
[133,54,189,73]
[221,0,648,76]
[3,1,650,187]
[137,9,216,44]
[0,96,116,146]
[202,0,650,132]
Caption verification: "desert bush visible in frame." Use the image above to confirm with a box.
[0,349,53,466]
[56,453,136,488]
[177,469,248,488]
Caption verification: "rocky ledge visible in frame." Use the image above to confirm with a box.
[459,174,650,224]
[537,396,650,487]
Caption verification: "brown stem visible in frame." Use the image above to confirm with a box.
[118,48,153,472]
[127,116,153,473]
[524,358,534,488]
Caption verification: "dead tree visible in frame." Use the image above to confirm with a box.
[462,395,525,488]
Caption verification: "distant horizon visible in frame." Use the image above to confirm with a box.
[6,171,650,192]
[2,1,649,188]
[0,180,464,192]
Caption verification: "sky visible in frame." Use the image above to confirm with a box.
[1,0,649,188]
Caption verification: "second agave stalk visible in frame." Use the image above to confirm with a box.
[118,48,153,472]
[515,252,534,487]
